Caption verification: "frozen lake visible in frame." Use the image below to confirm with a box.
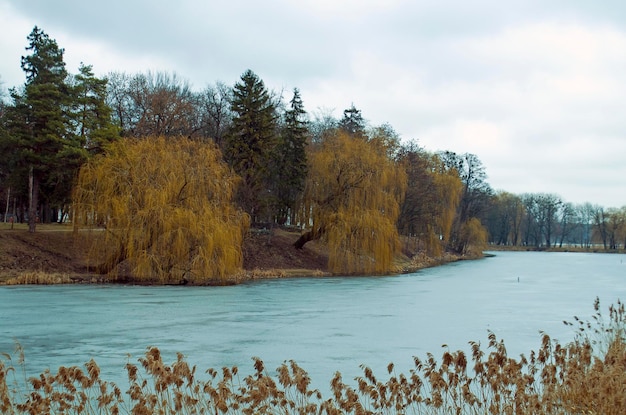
[1,251,624,390]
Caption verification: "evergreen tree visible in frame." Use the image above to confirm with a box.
[5,27,87,231]
[70,63,119,154]
[338,103,366,137]
[225,69,278,222]
[273,88,308,224]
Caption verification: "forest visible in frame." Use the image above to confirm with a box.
[1,27,625,283]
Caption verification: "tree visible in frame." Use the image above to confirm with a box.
[308,107,337,144]
[6,27,86,231]
[338,103,366,137]
[606,207,626,250]
[70,63,119,154]
[484,192,524,246]
[577,203,595,248]
[294,130,407,274]
[537,193,561,248]
[439,151,492,223]
[0,95,10,222]
[438,151,492,253]
[592,205,610,249]
[225,69,278,222]
[196,81,233,148]
[368,123,401,159]
[521,193,562,248]
[458,217,488,257]
[556,202,576,248]
[272,88,308,224]
[396,141,462,256]
[72,136,249,284]
[106,71,134,134]
[106,71,197,138]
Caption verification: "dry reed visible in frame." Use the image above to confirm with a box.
[3,272,74,285]
[1,298,624,414]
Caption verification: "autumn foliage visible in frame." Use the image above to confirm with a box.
[295,131,407,274]
[72,136,249,284]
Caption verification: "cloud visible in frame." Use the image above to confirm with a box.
[1,0,625,207]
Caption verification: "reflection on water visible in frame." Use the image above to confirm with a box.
[1,251,624,390]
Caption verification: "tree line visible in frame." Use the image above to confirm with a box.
[0,27,623,282]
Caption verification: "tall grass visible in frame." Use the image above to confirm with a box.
[2,298,624,414]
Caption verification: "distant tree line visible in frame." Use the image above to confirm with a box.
[0,27,623,281]
[484,192,626,250]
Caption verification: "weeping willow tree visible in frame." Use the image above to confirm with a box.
[294,131,407,274]
[72,136,249,284]
[426,157,463,256]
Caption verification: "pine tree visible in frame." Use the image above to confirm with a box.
[225,69,278,223]
[273,88,308,224]
[6,27,86,231]
[70,63,119,154]
[338,103,366,137]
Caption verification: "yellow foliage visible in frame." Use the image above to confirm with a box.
[72,136,249,284]
[297,131,407,274]
[430,166,462,255]
[459,217,488,257]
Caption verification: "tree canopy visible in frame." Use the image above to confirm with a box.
[397,143,463,256]
[72,136,249,284]
[272,87,308,225]
[225,69,278,222]
[6,26,86,231]
[1,27,117,229]
[295,130,407,274]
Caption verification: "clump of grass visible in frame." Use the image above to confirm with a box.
[3,272,74,285]
[1,298,624,414]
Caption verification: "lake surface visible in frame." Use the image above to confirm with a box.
[1,251,624,391]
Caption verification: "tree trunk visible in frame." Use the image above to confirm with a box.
[294,226,325,249]
[3,186,9,223]
[28,166,39,233]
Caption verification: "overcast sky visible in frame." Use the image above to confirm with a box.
[1,0,625,208]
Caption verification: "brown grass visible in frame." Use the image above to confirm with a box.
[1,298,624,414]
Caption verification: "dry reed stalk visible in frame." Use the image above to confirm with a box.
[4,272,74,285]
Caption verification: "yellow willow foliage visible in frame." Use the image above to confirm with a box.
[459,217,488,257]
[72,136,250,284]
[429,168,462,256]
[298,131,407,274]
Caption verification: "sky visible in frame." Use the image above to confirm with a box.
[1,0,625,208]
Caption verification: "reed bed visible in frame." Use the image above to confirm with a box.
[1,298,624,414]
[3,272,75,285]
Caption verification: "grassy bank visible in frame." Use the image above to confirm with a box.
[487,243,626,254]
[2,299,624,414]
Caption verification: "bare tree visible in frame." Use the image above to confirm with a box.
[107,71,197,138]
[196,81,233,147]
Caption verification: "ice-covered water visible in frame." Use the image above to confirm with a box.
[1,251,624,390]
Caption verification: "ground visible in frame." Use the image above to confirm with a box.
[0,223,331,284]
[0,222,460,285]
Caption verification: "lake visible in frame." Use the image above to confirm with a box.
[1,251,624,392]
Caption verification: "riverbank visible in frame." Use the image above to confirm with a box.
[487,243,626,254]
[0,223,460,285]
